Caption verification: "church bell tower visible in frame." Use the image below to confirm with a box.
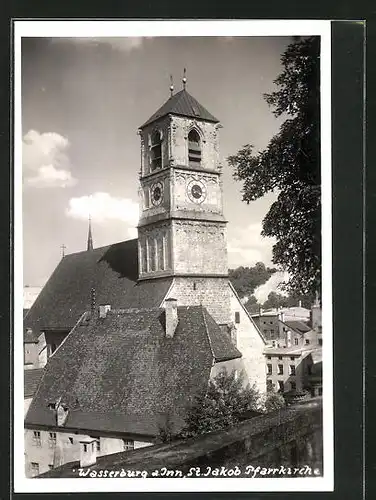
[137,78,230,324]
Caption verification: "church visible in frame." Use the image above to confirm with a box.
[24,80,267,477]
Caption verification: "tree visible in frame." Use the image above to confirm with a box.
[263,391,286,413]
[157,411,175,444]
[262,291,289,310]
[229,262,276,299]
[244,294,259,314]
[228,37,321,297]
[180,369,260,439]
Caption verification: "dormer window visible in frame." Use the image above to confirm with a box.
[150,130,162,171]
[188,129,201,167]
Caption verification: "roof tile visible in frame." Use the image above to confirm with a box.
[25,305,239,436]
[24,239,172,337]
[140,90,219,128]
[24,368,44,398]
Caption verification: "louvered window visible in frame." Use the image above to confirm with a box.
[150,131,162,171]
[188,129,201,166]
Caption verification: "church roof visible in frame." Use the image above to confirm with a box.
[25,306,241,437]
[24,368,44,399]
[140,89,219,129]
[23,239,172,338]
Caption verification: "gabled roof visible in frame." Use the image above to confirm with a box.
[23,239,172,338]
[203,308,241,362]
[24,368,44,398]
[25,305,240,437]
[140,89,219,129]
[283,320,311,335]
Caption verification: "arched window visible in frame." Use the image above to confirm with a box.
[150,131,162,171]
[188,129,202,166]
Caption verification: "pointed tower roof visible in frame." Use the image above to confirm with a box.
[87,217,93,251]
[140,89,219,129]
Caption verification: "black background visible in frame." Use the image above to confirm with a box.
[1,4,372,500]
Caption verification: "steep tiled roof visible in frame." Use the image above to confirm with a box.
[25,305,240,437]
[283,320,311,335]
[23,239,172,338]
[24,329,39,344]
[140,89,219,128]
[203,309,241,362]
[24,368,44,398]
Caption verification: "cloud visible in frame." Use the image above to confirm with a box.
[227,223,274,268]
[66,192,139,227]
[51,37,145,52]
[23,129,77,188]
[253,271,289,304]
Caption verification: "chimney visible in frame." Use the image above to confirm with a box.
[165,298,178,338]
[98,304,111,319]
[298,300,302,307]
[280,312,285,323]
[79,439,97,467]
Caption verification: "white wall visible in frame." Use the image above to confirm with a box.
[229,284,266,394]
[24,429,153,477]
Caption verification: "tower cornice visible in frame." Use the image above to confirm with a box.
[138,213,228,228]
[140,163,221,182]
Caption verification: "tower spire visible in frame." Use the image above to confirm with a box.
[87,215,93,251]
[182,68,187,90]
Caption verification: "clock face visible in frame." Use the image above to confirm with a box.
[151,181,163,206]
[187,179,207,204]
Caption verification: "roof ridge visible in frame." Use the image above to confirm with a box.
[140,89,219,129]
[228,281,267,345]
[201,307,216,361]
[63,238,138,259]
[48,311,88,360]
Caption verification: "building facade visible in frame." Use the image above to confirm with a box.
[24,85,267,477]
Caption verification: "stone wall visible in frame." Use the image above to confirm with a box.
[169,116,220,172]
[164,277,231,325]
[171,220,228,275]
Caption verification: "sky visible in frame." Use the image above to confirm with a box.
[21,35,290,287]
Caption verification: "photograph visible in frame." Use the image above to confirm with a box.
[14,20,333,493]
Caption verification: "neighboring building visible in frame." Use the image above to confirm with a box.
[23,285,42,309]
[24,84,266,476]
[24,368,44,416]
[264,345,322,397]
[252,306,311,343]
[252,311,281,342]
[310,296,322,331]
[24,329,47,370]
[305,348,323,397]
[277,320,322,349]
